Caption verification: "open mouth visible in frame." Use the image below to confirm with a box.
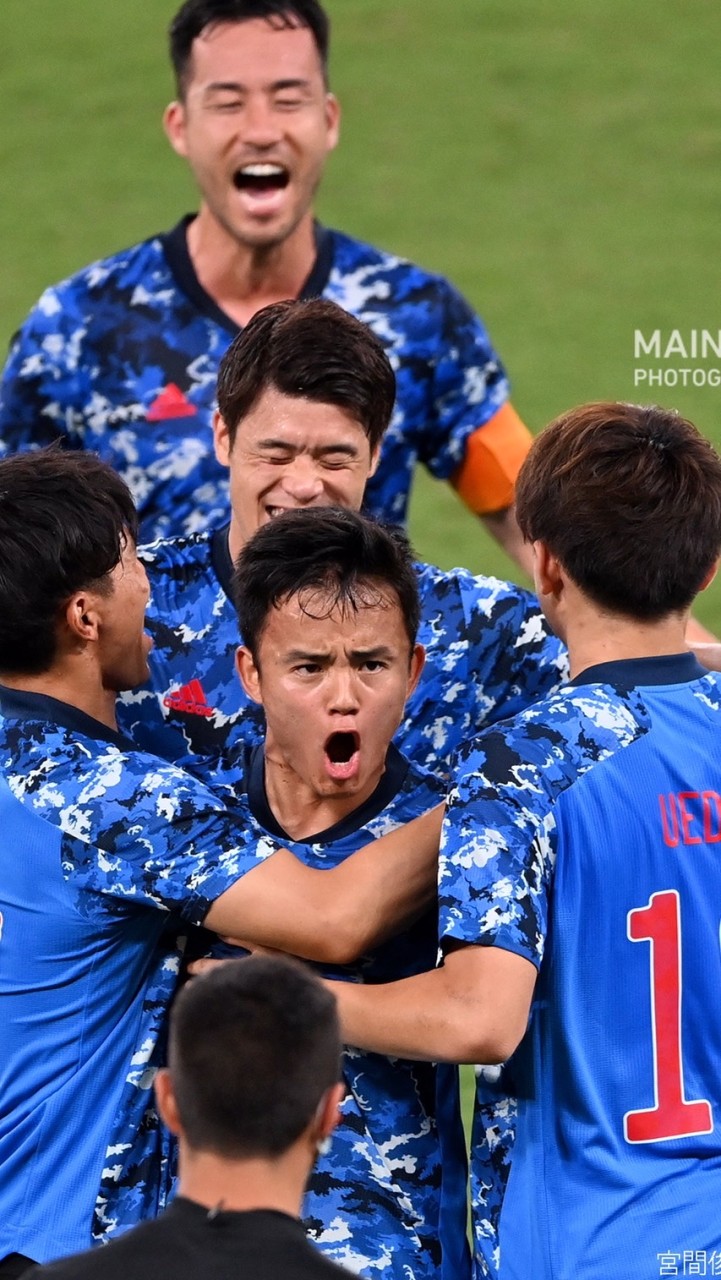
[324,731,360,781]
[233,164,290,195]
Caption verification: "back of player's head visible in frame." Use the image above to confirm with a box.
[169,955,341,1159]
[233,506,420,660]
[169,0,330,97]
[515,401,721,620]
[216,299,395,453]
[0,449,138,675]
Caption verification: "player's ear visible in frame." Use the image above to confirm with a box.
[406,643,426,698]
[236,645,262,704]
[64,591,102,644]
[311,1080,345,1150]
[698,559,719,593]
[324,92,341,153]
[533,541,564,602]
[163,100,189,159]
[213,410,233,468]
[367,442,381,479]
[155,1068,183,1138]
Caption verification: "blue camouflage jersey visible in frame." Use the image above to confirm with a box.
[439,653,721,1280]
[202,742,468,1280]
[0,686,278,1266]
[118,524,567,779]
[0,219,511,542]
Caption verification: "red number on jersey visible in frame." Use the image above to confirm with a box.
[625,889,713,1143]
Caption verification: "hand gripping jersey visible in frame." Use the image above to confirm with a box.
[439,653,721,1280]
[0,220,525,543]
[202,744,468,1280]
[0,687,278,1266]
[117,525,567,779]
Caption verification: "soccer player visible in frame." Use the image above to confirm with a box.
[193,505,467,1280]
[0,0,533,572]
[117,296,567,774]
[30,958,352,1280]
[0,450,440,1275]
[327,402,721,1277]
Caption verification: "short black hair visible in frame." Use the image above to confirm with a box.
[516,401,721,620]
[216,299,395,453]
[233,506,421,660]
[169,956,341,1158]
[0,449,138,675]
[169,0,330,96]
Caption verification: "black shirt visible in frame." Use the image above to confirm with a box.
[28,1198,353,1280]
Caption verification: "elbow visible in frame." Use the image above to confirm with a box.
[307,905,369,967]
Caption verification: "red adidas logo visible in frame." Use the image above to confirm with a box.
[163,679,215,718]
[147,383,197,421]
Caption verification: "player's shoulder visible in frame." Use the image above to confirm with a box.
[30,230,170,316]
[139,529,214,576]
[415,559,538,621]
[327,226,470,311]
[453,680,651,806]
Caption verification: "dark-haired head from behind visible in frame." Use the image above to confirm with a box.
[169,0,331,98]
[216,299,396,453]
[167,955,341,1158]
[0,449,138,675]
[515,401,721,621]
[232,506,420,663]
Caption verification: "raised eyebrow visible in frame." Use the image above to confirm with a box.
[352,647,396,662]
[285,649,330,664]
[204,78,312,95]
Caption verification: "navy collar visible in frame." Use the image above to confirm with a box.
[210,522,235,601]
[0,685,130,748]
[570,651,708,690]
[246,741,410,843]
[162,216,335,337]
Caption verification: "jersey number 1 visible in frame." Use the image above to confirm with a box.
[624,889,713,1143]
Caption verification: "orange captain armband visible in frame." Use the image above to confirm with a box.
[450,402,533,515]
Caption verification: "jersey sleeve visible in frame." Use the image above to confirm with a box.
[438,726,558,966]
[57,746,279,925]
[0,285,88,455]
[451,402,533,515]
[457,570,569,728]
[415,279,512,493]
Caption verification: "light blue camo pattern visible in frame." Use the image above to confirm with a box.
[438,682,652,1275]
[203,749,463,1280]
[0,709,277,1246]
[0,222,511,542]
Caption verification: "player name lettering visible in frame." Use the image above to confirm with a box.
[658,790,721,847]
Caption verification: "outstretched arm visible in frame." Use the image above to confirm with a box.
[204,805,443,966]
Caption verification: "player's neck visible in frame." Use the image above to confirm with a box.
[262,738,385,841]
[565,607,690,680]
[0,662,119,732]
[176,1144,310,1219]
[187,208,317,328]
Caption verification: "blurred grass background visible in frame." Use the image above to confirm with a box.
[2,0,719,1131]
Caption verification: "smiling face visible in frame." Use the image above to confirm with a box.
[164,17,339,251]
[214,386,379,556]
[237,588,424,821]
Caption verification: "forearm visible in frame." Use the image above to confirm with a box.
[328,944,536,1063]
[203,806,442,966]
[480,506,535,579]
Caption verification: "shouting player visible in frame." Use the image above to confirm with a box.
[0,0,533,570]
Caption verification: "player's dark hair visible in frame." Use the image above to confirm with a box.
[169,0,330,96]
[515,401,721,620]
[233,506,420,659]
[0,449,138,675]
[169,955,341,1158]
[216,299,395,453]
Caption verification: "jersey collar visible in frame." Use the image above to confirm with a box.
[0,685,131,747]
[246,741,410,843]
[570,651,708,689]
[161,216,335,336]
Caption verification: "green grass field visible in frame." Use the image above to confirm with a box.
[3,0,720,1127]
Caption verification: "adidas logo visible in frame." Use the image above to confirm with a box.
[163,679,215,718]
[147,383,197,422]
